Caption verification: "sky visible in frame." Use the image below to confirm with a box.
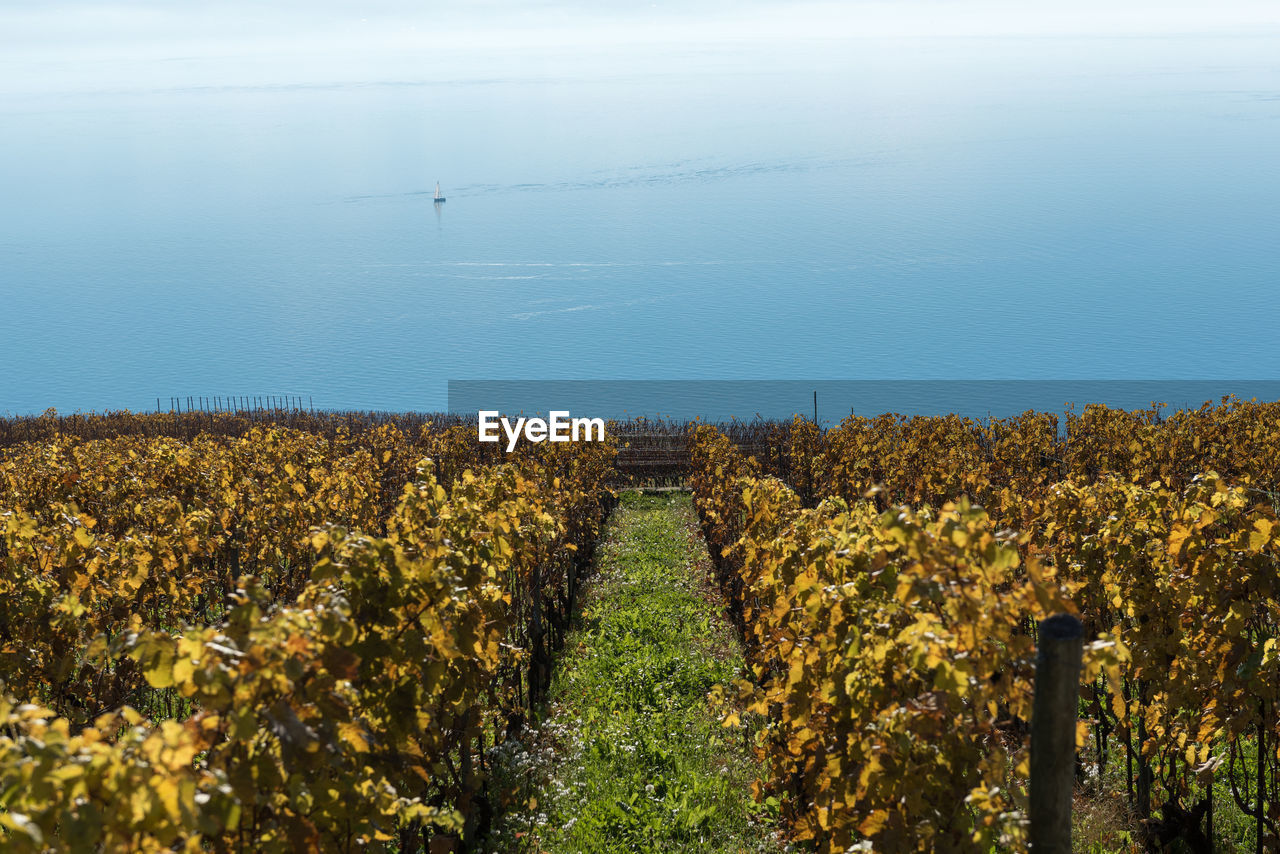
[3,0,1279,63]
[2,0,1276,100]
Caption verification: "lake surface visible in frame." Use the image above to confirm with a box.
[3,23,1280,418]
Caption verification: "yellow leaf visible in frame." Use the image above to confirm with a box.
[1250,518,1274,551]
[338,721,369,752]
[859,809,888,836]
[172,656,195,686]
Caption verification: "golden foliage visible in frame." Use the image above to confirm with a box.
[0,426,617,850]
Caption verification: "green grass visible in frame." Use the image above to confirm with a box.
[484,491,780,853]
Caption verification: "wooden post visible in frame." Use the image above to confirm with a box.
[1030,613,1084,853]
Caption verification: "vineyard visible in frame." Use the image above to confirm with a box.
[689,396,1280,853]
[1,398,1279,851]
[0,415,615,851]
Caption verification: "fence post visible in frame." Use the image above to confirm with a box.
[1030,613,1084,853]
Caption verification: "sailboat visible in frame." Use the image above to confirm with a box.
[434,181,446,204]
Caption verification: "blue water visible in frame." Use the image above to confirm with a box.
[3,24,1280,416]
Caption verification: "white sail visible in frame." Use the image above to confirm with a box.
[435,182,442,200]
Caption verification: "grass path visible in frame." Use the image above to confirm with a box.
[485,491,779,853]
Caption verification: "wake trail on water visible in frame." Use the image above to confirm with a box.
[339,152,890,203]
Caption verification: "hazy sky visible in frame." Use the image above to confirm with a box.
[2,1,1277,99]
[4,0,1279,61]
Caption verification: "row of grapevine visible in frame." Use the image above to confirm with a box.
[694,398,1280,851]
[1011,477,1280,849]
[1,428,383,725]
[774,396,1280,510]
[0,423,617,850]
[691,425,1118,851]
[0,408,472,450]
[0,424,515,725]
